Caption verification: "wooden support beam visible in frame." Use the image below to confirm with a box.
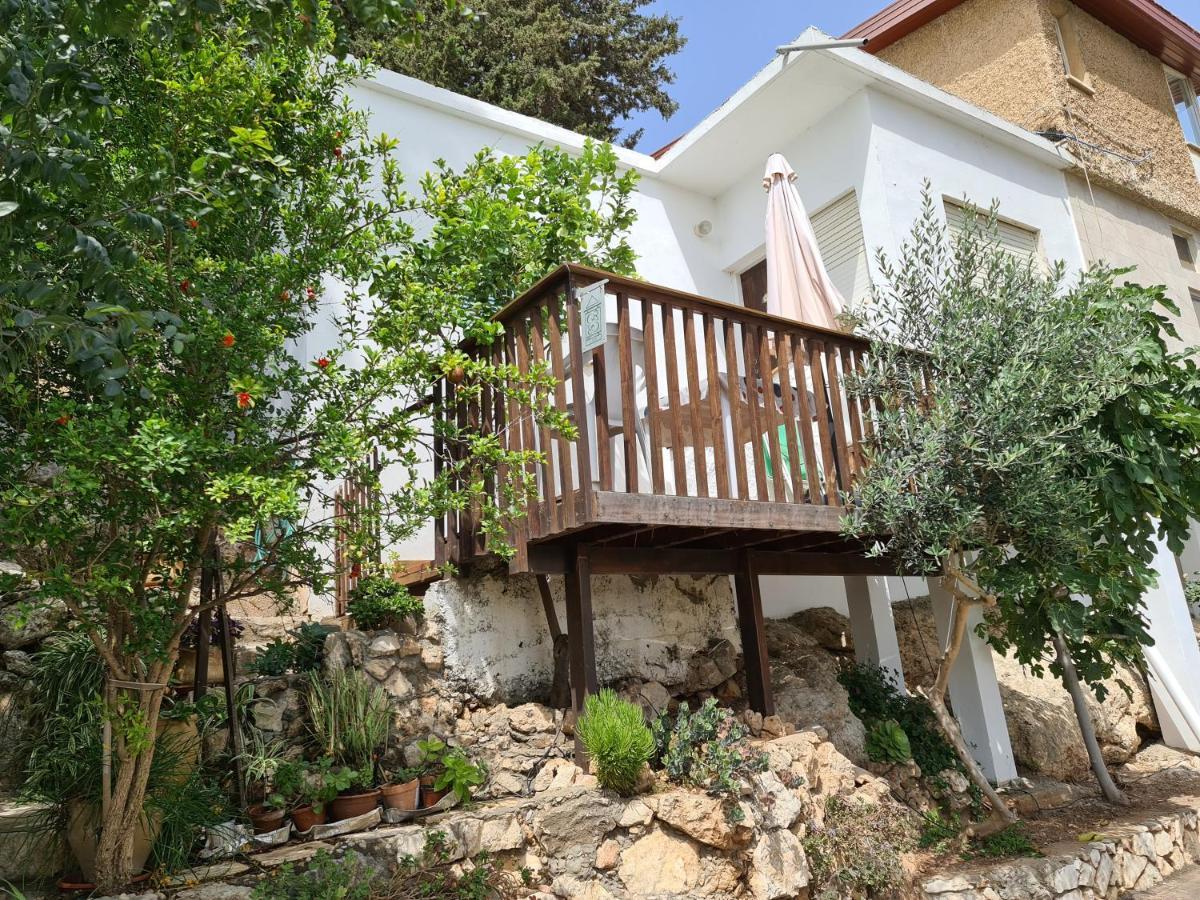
[537,575,571,710]
[528,543,906,578]
[590,490,845,532]
[564,546,599,766]
[734,551,775,716]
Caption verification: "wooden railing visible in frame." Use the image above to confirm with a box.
[435,264,876,570]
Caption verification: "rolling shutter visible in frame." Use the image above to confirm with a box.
[944,199,1042,267]
[810,190,871,306]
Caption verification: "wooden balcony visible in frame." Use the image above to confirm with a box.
[433,264,897,730]
[435,263,891,580]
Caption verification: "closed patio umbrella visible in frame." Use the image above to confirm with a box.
[762,152,844,330]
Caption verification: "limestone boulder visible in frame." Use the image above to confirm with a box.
[994,651,1156,780]
[748,829,809,900]
[0,598,66,649]
[651,791,750,850]
[765,616,866,764]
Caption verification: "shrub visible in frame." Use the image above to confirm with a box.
[838,662,959,777]
[292,622,338,672]
[652,698,768,819]
[348,575,422,630]
[577,689,655,795]
[247,638,295,677]
[864,719,912,764]
[803,796,919,899]
[964,823,1041,860]
[306,671,391,771]
[250,850,372,900]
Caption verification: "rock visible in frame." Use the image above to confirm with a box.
[174,886,253,900]
[618,826,702,896]
[790,606,854,655]
[323,630,368,674]
[751,771,803,830]
[2,650,34,676]
[618,799,654,828]
[748,829,809,900]
[380,668,413,700]
[651,791,748,850]
[993,650,1154,780]
[532,791,618,854]
[0,598,66,648]
[620,681,671,721]
[508,703,556,735]
[421,645,444,670]
[0,800,68,880]
[682,640,739,693]
[533,758,582,793]
[368,633,405,657]
[766,616,867,763]
[364,656,394,681]
[594,838,620,870]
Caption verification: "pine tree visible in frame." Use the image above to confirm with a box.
[351,0,684,147]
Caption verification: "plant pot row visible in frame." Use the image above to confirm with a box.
[246,776,443,835]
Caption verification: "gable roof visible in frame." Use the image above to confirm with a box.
[844,0,1200,79]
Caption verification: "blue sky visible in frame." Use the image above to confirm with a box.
[619,0,1200,153]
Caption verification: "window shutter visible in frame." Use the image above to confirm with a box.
[944,199,1042,267]
[810,190,871,305]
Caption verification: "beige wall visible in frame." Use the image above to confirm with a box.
[1067,174,1200,350]
[879,0,1200,229]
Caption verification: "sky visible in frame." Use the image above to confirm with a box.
[619,0,1200,154]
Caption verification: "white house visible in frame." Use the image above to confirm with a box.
[320,30,1200,780]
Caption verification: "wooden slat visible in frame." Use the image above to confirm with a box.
[566,276,594,523]
[703,314,730,499]
[725,318,749,500]
[590,489,846,532]
[839,344,866,479]
[513,315,542,538]
[806,337,839,505]
[822,340,854,498]
[617,292,638,494]
[642,298,665,494]
[528,305,559,533]
[660,303,687,493]
[682,308,709,498]
[546,301,576,528]
[592,334,613,494]
[790,336,824,504]
[742,322,768,502]
[432,380,445,564]
[758,325,785,502]
[775,333,804,503]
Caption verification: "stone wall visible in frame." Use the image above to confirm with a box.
[921,801,1200,899]
[878,0,1200,230]
[426,572,738,705]
[342,728,913,900]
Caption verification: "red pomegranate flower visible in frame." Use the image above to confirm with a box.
[333,146,343,160]
[179,279,191,294]
[186,218,198,230]
[316,357,330,369]
[306,286,316,300]
[279,289,291,302]
[55,414,70,426]
[221,332,235,348]
[236,391,252,409]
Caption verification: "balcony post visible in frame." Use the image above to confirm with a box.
[734,552,775,716]
[928,577,1017,784]
[565,544,599,766]
[844,575,905,688]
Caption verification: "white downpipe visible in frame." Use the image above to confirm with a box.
[1145,645,1200,746]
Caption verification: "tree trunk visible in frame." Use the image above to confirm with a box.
[1052,628,1129,806]
[919,583,1017,830]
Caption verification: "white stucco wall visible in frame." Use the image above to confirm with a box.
[310,59,1084,620]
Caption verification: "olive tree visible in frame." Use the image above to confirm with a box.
[845,188,1200,824]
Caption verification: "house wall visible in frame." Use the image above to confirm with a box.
[878,0,1200,230]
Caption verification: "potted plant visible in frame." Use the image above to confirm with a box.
[347,574,422,632]
[289,757,348,832]
[239,734,289,833]
[175,615,245,685]
[246,797,287,834]
[379,765,422,811]
[415,738,486,808]
[328,763,380,821]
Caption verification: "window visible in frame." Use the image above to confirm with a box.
[1167,69,1200,147]
[810,190,871,306]
[1052,11,1091,91]
[1175,230,1195,269]
[738,189,871,311]
[943,199,1043,267]
[1190,288,1200,322]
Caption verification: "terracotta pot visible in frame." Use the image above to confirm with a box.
[419,774,447,808]
[66,800,161,885]
[290,804,327,833]
[175,647,226,685]
[380,778,420,811]
[329,788,381,822]
[247,803,286,834]
[156,714,201,784]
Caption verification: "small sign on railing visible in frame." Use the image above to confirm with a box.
[577,280,608,353]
